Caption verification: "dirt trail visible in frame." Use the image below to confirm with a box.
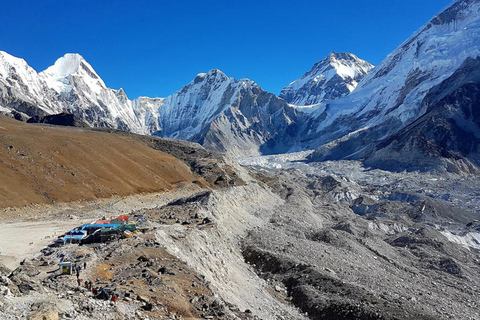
[0,219,91,270]
[0,186,201,270]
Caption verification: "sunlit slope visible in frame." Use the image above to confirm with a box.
[0,116,199,208]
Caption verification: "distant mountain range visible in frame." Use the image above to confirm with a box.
[0,49,368,158]
[1,0,479,173]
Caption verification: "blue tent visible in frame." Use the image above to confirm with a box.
[62,230,87,243]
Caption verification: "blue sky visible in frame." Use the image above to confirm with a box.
[1,0,452,98]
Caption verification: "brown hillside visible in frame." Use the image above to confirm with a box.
[0,116,202,208]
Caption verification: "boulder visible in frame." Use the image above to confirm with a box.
[27,302,59,320]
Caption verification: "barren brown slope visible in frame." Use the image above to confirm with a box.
[0,116,202,208]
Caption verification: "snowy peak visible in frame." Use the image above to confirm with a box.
[0,51,31,76]
[309,0,480,172]
[42,53,100,79]
[325,51,373,81]
[0,51,62,116]
[188,68,230,89]
[280,52,374,106]
[195,68,228,80]
[40,53,106,94]
[156,68,240,140]
[352,0,480,123]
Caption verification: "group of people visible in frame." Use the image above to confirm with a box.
[75,261,86,286]
[72,260,119,302]
[76,262,86,279]
[84,280,93,290]
[93,287,119,302]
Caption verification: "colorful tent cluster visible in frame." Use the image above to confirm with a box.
[56,214,137,245]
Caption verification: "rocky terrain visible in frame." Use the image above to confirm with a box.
[240,154,480,320]
[1,144,479,319]
[0,1,480,319]
[0,170,305,320]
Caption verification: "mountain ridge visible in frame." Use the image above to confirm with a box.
[0,0,479,172]
[308,0,480,173]
[280,52,374,106]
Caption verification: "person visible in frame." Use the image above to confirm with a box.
[111,294,118,302]
[83,261,87,269]
[92,287,97,295]
[101,288,108,300]
[77,278,82,286]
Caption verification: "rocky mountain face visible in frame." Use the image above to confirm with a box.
[279,52,374,106]
[0,51,59,117]
[153,69,299,157]
[364,57,480,174]
[309,0,480,173]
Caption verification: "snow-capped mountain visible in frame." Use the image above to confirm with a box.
[308,0,480,173]
[0,0,479,172]
[0,51,59,117]
[154,69,299,157]
[364,56,480,174]
[40,53,159,134]
[0,53,298,157]
[279,52,374,106]
[0,51,159,135]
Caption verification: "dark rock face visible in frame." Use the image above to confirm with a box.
[26,112,88,127]
[430,0,473,26]
[198,84,300,156]
[364,57,480,174]
[0,264,11,277]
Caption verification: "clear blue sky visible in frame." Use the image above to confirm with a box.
[1,0,452,98]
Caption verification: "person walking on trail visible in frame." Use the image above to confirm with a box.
[83,261,87,269]
[77,278,82,286]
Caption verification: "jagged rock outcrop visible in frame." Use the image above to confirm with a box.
[26,112,88,127]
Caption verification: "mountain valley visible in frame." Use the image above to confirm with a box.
[1,0,480,319]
